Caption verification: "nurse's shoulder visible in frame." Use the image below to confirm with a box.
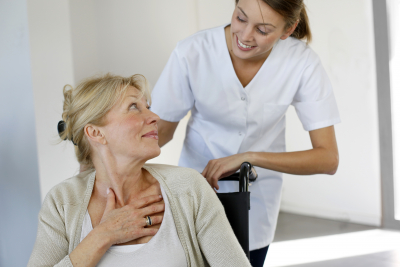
[279,36,321,68]
[174,25,225,60]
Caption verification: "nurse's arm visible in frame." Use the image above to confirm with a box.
[157,119,179,147]
[249,125,339,175]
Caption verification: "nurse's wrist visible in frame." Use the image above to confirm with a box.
[245,151,258,166]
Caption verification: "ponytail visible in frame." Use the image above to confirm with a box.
[291,5,312,43]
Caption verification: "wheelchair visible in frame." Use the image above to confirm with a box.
[217,162,258,259]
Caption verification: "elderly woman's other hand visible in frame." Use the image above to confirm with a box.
[96,188,165,246]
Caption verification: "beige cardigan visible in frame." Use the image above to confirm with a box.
[28,164,251,267]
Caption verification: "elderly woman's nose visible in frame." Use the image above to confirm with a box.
[146,110,160,124]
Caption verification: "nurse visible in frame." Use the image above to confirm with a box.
[151,0,340,266]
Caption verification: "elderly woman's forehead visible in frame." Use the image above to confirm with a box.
[125,85,140,94]
[121,86,147,102]
[122,86,140,97]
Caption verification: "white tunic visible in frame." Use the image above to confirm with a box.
[80,186,187,267]
[151,24,341,250]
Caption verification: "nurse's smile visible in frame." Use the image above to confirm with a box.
[236,35,257,51]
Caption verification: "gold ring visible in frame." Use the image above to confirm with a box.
[145,216,152,226]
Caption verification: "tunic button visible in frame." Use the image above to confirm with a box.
[239,132,242,136]
[241,97,246,101]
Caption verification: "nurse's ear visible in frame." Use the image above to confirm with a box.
[280,20,299,40]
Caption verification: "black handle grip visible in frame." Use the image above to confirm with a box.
[238,162,250,192]
[218,162,253,192]
[219,162,258,183]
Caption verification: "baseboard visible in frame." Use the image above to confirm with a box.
[280,202,381,227]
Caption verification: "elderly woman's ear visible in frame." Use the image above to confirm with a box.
[84,124,107,145]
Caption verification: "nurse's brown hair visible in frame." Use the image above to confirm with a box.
[235,0,312,43]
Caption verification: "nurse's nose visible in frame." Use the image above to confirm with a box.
[241,25,255,42]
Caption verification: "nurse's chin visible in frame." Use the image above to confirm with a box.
[232,48,259,60]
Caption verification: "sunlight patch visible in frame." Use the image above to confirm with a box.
[265,230,400,267]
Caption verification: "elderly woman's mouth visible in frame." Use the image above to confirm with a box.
[142,130,159,140]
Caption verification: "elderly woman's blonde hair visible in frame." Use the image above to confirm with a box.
[60,73,151,169]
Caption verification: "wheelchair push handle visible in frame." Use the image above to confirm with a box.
[219,162,258,192]
[239,162,250,192]
[219,162,258,185]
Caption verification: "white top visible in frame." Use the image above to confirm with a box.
[80,186,187,267]
[151,24,341,250]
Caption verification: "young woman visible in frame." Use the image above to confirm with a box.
[151,0,340,266]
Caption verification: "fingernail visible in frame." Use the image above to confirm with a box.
[107,187,110,194]
[159,195,163,198]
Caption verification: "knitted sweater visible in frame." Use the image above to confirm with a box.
[28,164,251,267]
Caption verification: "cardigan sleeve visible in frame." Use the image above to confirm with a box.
[28,193,74,267]
[194,174,252,267]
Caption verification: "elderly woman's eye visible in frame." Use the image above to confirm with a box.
[129,103,138,110]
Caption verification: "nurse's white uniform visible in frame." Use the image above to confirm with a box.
[151,24,341,250]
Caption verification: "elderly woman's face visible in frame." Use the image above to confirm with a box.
[101,86,160,162]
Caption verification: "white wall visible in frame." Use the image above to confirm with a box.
[196,0,235,30]
[28,0,79,200]
[281,0,381,226]
[69,0,99,84]
[70,0,199,86]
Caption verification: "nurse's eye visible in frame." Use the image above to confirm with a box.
[237,16,246,23]
[257,27,267,36]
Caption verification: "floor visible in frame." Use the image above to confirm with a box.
[265,212,400,267]
[285,251,400,267]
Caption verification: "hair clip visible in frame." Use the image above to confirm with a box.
[58,120,77,146]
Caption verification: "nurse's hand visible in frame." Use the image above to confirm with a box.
[202,153,247,190]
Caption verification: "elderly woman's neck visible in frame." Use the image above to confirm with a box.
[93,158,149,206]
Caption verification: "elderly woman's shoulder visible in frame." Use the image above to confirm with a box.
[43,169,95,206]
[144,164,207,192]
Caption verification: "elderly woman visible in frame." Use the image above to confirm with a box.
[28,74,251,267]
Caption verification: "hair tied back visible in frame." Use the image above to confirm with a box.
[58,120,77,146]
